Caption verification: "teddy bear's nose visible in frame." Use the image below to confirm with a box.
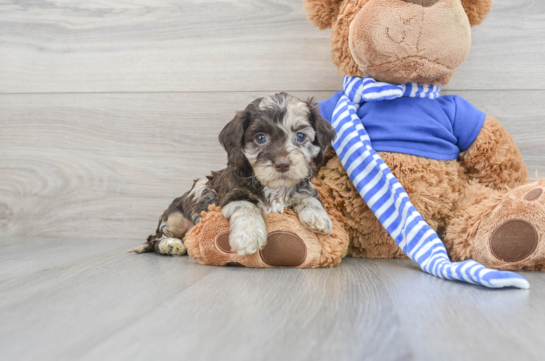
[400,0,440,7]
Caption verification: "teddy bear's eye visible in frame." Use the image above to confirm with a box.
[296,133,306,143]
[255,134,267,144]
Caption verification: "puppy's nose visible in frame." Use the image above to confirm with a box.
[400,0,439,7]
[274,160,290,173]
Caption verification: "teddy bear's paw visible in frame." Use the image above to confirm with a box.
[157,237,187,256]
[214,230,309,267]
[474,182,545,270]
[297,207,333,235]
[260,231,307,267]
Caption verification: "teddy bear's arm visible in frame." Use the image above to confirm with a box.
[459,116,528,190]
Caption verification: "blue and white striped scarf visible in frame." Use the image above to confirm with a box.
[331,76,529,289]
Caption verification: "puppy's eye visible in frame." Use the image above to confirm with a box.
[296,133,306,143]
[255,134,267,144]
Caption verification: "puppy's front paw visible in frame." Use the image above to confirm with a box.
[157,237,187,256]
[229,219,267,256]
[222,201,268,256]
[298,207,333,235]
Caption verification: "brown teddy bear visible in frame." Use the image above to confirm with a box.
[133,0,544,287]
[304,0,545,273]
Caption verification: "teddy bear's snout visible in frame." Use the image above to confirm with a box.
[348,0,471,84]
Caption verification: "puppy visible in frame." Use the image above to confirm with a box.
[130,93,336,256]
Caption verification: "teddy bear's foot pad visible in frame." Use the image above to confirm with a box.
[216,231,235,254]
[524,187,543,201]
[259,231,307,267]
[215,230,307,267]
[474,182,545,270]
[490,219,538,263]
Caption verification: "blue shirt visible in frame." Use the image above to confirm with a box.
[319,92,486,161]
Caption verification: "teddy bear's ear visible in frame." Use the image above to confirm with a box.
[304,0,344,30]
[461,0,493,27]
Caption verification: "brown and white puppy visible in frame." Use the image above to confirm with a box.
[133,93,336,256]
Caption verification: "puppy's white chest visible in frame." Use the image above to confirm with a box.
[259,187,294,214]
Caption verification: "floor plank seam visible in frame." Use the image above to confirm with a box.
[1,89,545,96]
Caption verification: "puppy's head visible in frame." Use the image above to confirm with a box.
[219,93,336,189]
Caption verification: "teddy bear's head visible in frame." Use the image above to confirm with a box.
[305,0,492,84]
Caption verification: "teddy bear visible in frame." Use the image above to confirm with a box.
[134,0,545,288]
[302,0,545,274]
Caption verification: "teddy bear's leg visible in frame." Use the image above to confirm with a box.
[460,116,528,190]
[445,180,545,271]
[185,206,347,268]
[313,152,462,259]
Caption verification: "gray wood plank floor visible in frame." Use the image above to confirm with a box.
[2,0,545,360]
[2,237,545,361]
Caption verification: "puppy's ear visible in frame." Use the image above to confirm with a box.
[306,98,336,166]
[219,100,257,169]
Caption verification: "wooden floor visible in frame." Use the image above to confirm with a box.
[2,0,545,360]
[3,237,545,361]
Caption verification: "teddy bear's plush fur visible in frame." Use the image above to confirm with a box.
[153,0,545,272]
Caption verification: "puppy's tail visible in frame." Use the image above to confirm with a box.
[126,242,154,254]
[127,212,169,254]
